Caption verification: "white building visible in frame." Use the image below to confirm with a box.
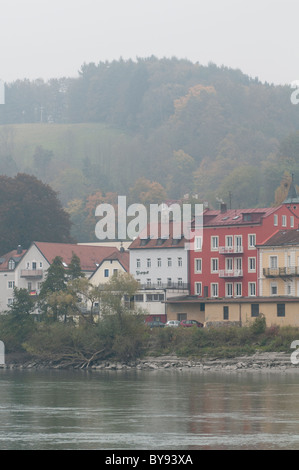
[0,241,120,312]
[128,222,189,322]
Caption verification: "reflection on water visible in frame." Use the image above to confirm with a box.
[0,368,299,449]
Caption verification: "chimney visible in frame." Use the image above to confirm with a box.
[17,245,22,254]
[220,203,227,213]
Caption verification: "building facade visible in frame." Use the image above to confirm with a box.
[189,192,299,299]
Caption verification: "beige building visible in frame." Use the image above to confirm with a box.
[166,295,299,327]
[257,229,299,297]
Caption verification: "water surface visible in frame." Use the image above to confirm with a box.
[0,368,299,450]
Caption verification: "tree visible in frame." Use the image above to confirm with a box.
[3,288,36,349]
[39,256,68,320]
[0,173,72,255]
[100,273,140,325]
[67,252,84,280]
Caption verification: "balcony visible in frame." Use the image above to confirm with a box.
[219,246,244,254]
[263,267,299,278]
[21,269,43,278]
[219,269,243,278]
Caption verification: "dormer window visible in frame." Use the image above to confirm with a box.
[8,259,15,270]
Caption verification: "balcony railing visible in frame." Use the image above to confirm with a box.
[263,267,299,277]
[139,282,190,291]
[20,269,43,278]
[219,269,243,278]
[219,246,244,254]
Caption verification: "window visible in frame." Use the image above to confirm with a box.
[225,283,233,297]
[39,262,43,268]
[291,216,294,228]
[248,234,256,248]
[235,258,242,271]
[211,236,219,251]
[235,235,242,252]
[226,236,233,248]
[226,258,233,271]
[249,282,256,296]
[136,259,141,268]
[277,303,285,317]
[167,278,172,287]
[157,258,162,267]
[146,279,151,287]
[167,258,172,267]
[195,236,202,251]
[195,258,202,273]
[282,215,287,227]
[8,281,15,289]
[178,313,187,321]
[286,283,292,295]
[7,298,13,306]
[274,214,278,226]
[32,262,37,270]
[271,283,278,296]
[248,257,256,272]
[8,259,15,270]
[223,306,229,320]
[251,304,259,317]
[146,293,164,302]
[178,278,183,287]
[134,294,144,302]
[235,283,242,297]
[146,258,151,268]
[157,278,162,287]
[211,258,219,273]
[27,282,32,291]
[178,257,182,267]
[104,269,109,277]
[195,282,202,295]
[270,256,278,269]
[211,283,218,297]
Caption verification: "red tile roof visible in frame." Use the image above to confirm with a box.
[34,242,118,272]
[198,207,279,227]
[128,222,187,250]
[101,250,130,272]
[258,229,299,247]
[0,249,26,271]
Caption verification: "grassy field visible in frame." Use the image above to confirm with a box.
[0,122,129,170]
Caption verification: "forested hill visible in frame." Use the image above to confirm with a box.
[1,56,299,241]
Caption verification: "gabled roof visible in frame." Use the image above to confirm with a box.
[33,241,118,272]
[257,229,299,247]
[99,249,130,272]
[0,248,27,271]
[198,206,279,228]
[128,221,187,250]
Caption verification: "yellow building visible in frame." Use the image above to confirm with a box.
[257,229,299,298]
[166,295,299,327]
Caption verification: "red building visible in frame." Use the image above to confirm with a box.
[189,182,299,299]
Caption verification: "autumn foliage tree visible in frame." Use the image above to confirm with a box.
[0,173,72,254]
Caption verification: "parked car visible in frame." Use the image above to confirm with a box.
[146,321,165,328]
[179,319,204,328]
[165,320,180,327]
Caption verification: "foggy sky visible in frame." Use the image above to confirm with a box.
[0,0,297,85]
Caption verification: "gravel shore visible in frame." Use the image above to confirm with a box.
[2,351,298,373]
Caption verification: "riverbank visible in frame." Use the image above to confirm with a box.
[2,351,298,373]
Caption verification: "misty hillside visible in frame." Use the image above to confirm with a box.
[0,57,299,241]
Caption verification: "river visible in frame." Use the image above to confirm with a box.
[0,368,299,450]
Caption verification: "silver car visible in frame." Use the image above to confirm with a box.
[165,320,180,327]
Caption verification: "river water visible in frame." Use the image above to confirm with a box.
[0,368,299,450]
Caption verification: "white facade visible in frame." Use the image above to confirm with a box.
[0,244,49,312]
[129,247,188,289]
